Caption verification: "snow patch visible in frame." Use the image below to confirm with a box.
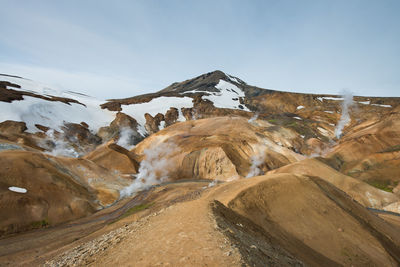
[181,89,208,95]
[121,96,194,129]
[0,76,115,132]
[371,104,392,108]
[0,96,115,133]
[293,116,302,120]
[203,80,250,111]
[317,96,344,102]
[227,75,241,84]
[159,121,166,130]
[296,105,305,110]
[323,97,344,101]
[2,75,62,96]
[8,186,27,193]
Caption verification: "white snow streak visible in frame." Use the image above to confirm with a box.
[8,186,27,193]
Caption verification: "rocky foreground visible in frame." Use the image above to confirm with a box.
[0,71,400,266]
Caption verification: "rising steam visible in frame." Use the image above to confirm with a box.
[43,129,80,157]
[117,127,136,150]
[248,113,259,123]
[246,145,266,178]
[335,90,353,139]
[119,141,178,198]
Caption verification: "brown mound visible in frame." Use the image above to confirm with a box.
[269,158,399,209]
[0,149,133,236]
[226,174,400,265]
[0,121,45,151]
[132,117,304,181]
[85,142,139,175]
[344,151,400,195]
[0,120,27,135]
[38,173,400,266]
[211,200,309,266]
[0,151,98,236]
[180,147,238,181]
[328,111,400,164]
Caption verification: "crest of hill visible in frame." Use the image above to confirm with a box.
[101,70,400,113]
[100,70,274,111]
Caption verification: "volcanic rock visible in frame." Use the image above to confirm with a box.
[164,107,179,127]
[0,120,27,135]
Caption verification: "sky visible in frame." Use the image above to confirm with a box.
[0,0,399,99]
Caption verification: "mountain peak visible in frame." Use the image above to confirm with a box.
[203,70,227,79]
[159,70,244,95]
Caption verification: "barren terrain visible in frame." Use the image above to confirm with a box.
[0,71,400,266]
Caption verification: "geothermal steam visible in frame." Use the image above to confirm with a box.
[248,113,259,123]
[43,129,80,157]
[335,91,353,139]
[119,141,178,197]
[117,127,136,150]
[246,145,266,178]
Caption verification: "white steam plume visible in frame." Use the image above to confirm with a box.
[335,90,353,139]
[246,145,266,178]
[248,113,259,123]
[119,141,178,198]
[117,127,136,150]
[308,143,334,158]
[43,129,80,157]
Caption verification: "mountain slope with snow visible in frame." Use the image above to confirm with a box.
[0,74,115,132]
[0,71,253,135]
[1,71,400,266]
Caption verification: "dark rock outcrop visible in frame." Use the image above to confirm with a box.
[98,112,142,145]
[164,108,179,127]
[0,80,85,106]
[144,113,162,135]
[62,123,102,146]
[0,121,27,135]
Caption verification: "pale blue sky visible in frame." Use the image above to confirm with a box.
[0,0,399,99]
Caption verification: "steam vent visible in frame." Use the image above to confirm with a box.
[1,1,400,265]
[1,70,400,266]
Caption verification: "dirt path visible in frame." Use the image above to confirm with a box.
[3,174,399,266]
[43,176,273,266]
[0,181,210,266]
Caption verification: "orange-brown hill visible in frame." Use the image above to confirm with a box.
[0,149,131,236]
[131,116,305,181]
[44,173,400,266]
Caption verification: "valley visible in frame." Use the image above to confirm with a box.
[0,71,400,266]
